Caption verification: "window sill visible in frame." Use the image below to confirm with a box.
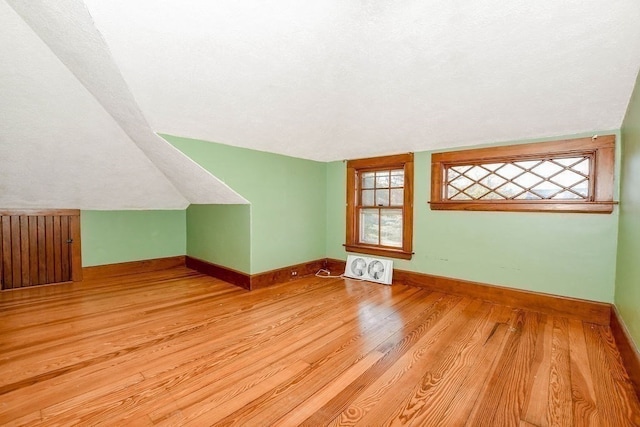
[344,244,413,260]
[429,201,615,214]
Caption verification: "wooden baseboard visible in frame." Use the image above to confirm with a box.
[250,259,326,290]
[324,258,610,325]
[186,256,251,290]
[611,306,640,401]
[189,256,611,326]
[324,258,347,276]
[186,257,327,290]
[83,256,186,280]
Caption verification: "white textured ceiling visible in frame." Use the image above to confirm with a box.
[84,0,640,161]
[1,1,640,209]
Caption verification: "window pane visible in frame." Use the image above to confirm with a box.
[483,163,503,171]
[572,181,589,197]
[361,172,375,189]
[531,161,563,178]
[449,175,473,191]
[390,189,403,205]
[513,172,543,188]
[451,193,472,200]
[390,170,404,187]
[376,171,390,188]
[359,209,379,245]
[464,183,490,198]
[380,209,402,247]
[480,175,506,189]
[465,166,490,180]
[447,186,461,198]
[573,158,590,175]
[361,190,375,206]
[553,191,582,200]
[515,160,541,170]
[375,190,389,206]
[481,192,506,200]
[495,182,526,198]
[531,182,562,198]
[495,163,525,180]
[451,165,472,174]
[551,170,585,187]
[555,157,581,167]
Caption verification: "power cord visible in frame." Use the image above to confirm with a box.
[315,269,343,278]
[315,269,366,281]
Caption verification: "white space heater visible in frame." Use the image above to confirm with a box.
[343,255,394,285]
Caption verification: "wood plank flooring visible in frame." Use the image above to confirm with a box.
[1,267,639,426]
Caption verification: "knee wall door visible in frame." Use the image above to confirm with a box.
[0,210,82,290]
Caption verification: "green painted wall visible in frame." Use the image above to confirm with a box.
[616,70,640,347]
[165,135,327,274]
[80,130,623,305]
[186,204,251,273]
[81,210,186,267]
[327,132,621,302]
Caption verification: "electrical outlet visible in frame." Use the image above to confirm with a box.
[291,270,298,277]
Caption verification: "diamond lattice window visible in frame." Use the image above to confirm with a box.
[446,157,591,201]
[430,136,615,213]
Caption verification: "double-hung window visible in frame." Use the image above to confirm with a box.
[345,153,414,259]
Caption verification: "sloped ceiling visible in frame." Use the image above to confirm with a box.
[1,0,640,208]
[1,0,247,209]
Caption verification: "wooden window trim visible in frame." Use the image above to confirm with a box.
[429,135,615,214]
[345,153,414,260]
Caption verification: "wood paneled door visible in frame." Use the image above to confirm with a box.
[0,210,82,290]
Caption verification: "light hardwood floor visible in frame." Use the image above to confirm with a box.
[1,267,639,426]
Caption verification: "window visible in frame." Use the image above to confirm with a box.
[430,135,615,213]
[346,153,413,259]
